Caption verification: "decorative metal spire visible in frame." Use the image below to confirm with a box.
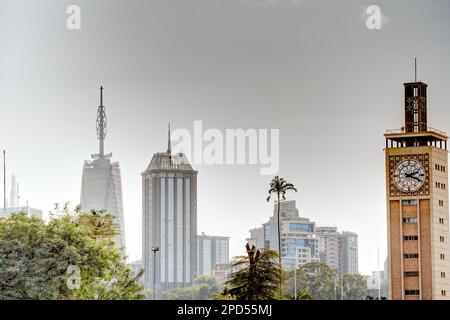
[92,86,111,160]
[97,86,107,158]
[167,123,172,155]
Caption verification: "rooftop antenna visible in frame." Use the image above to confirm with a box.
[167,123,172,155]
[92,86,112,160]
[415,57,417,83]
[97,86,106,158]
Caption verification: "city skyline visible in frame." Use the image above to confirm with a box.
[2,0,450,276]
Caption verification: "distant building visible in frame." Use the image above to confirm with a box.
[197,233,229,277]
[80,87,126,251]
[316,226,359,274]
[367,270,388,298]
[0,205,42,219]
[248,200,319,270]
[0,175,41,219]
[142,125,198,292]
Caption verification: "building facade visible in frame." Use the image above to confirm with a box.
[0,205,42,219]
[80,87,126,250]
[197,233,229,277]
[248,200,319,270]
[142,128,198,292]
[316,227,358,274]
[385,79,450,299]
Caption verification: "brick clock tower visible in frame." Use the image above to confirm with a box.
[385,79,450,300]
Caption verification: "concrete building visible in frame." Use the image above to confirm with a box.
[384,77,450,299]
[197,233,229,277]
[248,200,319,270]
[142,125,198,292]
[80,87,126,251]
[316,227,359,274]
[0,205,42,219]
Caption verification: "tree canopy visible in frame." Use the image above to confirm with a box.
[0,212,144,300]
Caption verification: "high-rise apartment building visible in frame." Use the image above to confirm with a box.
[197,233,229,277]
[80,87,126,250]
[142,126,198,292]
[248,200,319,270]
[384,75,450,299]
[316,227,358,274]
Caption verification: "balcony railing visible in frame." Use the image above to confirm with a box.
[385,127,447,136]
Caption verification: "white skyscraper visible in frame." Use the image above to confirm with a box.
[142,126,198,292]
[80,87,126,251]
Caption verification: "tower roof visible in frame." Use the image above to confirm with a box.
[145,152,195,172]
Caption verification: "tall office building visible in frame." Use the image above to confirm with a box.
[142,126,198,292]
[316,227,358,274]
[248,200,319,270]
[384,72,450,299]
[80,87,126,250]
[197,233,229,277]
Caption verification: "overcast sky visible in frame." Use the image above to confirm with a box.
[1,0,450,275]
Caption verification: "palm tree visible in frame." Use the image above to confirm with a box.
[266,176,297,272]
[224,243,284,300]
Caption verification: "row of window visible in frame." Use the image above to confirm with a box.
[405,290,420,296]
[404,271,419,277]
[436,182,446,190]
[403,235,419,241]
[402,199,417,206]
[407,289,448,297]
[403,216,445,225]
[404,272,447,279]
[403,217,417,224]
[435,164,446,172]
[403,253,445,260]
[403,199,446,207]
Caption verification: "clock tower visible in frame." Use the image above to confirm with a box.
[385,78,450,300]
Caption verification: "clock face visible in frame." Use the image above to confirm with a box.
[394,159,426,192]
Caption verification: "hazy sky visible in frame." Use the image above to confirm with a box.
[1,0,450,275]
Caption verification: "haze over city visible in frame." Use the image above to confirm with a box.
[1,0,450,276]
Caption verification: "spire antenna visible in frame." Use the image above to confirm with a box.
[167,123,172,155]
[96,86,107,158]
[415,58,417,83]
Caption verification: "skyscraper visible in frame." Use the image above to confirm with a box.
[80,87,126,250]
[384,71,450,299]
[142,126,198,292]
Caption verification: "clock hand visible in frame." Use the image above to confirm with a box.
[410,175,423,182]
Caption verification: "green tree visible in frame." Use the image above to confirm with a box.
[161,276,222,300]
[0,212,144,300]
[224,244,284,300]
[285,262,370,300]
[266,176,297,294]
[283,286,313,300]
[285,262,337,300]
[342,273,369,300]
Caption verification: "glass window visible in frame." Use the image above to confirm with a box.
[289,223,313,233]
[402,217,418,224]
